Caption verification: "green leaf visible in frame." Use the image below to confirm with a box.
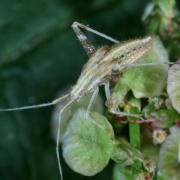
[110,79,130,109]
[142,96,180,128]
[62,109,114,176]
[111,138,144,166]
[156,0,176,18]
[154,108,180,128]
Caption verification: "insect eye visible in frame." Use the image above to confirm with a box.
[119,54,125,59]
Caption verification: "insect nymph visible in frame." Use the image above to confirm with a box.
[0,22,155,180]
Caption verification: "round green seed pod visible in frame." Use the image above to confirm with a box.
[51,91,103,143]
[167,61,180,114]
[123,37,169,98]
[113,164,133,180]
[111,37,169,108]
[158,126,180,180]
[62,108,115,176]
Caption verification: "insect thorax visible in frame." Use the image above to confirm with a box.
[71,36,152,99]
[70,46,110,99]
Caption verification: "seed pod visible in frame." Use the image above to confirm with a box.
[113,164,133,180]
[158,126,180,179]
[124,37,168,98]
[51,91,103,143]
[167,61,180,113]
[111,37,169,108]
[62,108,114,176]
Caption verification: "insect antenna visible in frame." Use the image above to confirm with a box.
[0,94,69,112]
[127,61,175,68]
[56,98,75,180]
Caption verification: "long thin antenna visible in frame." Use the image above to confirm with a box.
[127,61,175,68]
[0,94,69,112]
[56,99,75,180]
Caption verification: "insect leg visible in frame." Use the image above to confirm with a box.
[72,21,120,44]
[86,87,99,118]
[104,82,111,100]
[110,109,142,118]
[127,119,155,123]
[71,21,119,55]
[56,98,75,180]
[71,22,96,55]
[0,94,69,112]
[104,83,142,118]
[104,83,155,122]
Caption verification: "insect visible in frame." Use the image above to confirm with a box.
[0,22,171,180]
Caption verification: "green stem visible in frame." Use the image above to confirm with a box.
[127,104,141,150]
[129,123,140,149]
[128,107,142,176]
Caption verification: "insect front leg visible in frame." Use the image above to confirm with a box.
[86,88,99,118]
[104,82,111,101]
[56,98,75,180]
[71,21,119,55]
[72,22,119,43]
[72,22,96,55]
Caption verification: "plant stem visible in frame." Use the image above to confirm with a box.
[128,106,141,150]
[128,107,142,176]
[129,123,140,149]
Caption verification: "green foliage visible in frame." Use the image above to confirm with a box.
[113,164,133,180]
[111,138,144,166]
[143,0,180,59]
[111,37,169,101]
[0,0,148,179]
[0,0,179,180]
[158,127,180,180]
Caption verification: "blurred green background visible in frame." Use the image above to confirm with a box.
[0,0,179,180]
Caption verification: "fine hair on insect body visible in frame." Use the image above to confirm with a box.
[0,21,174,180]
